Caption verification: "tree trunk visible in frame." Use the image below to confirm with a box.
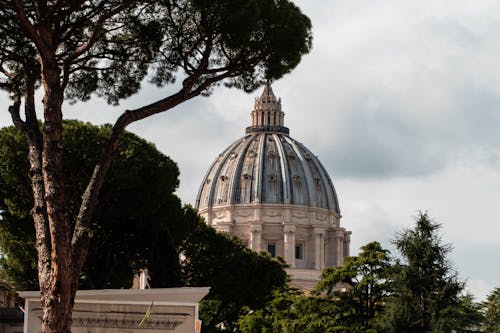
[38,61,74,333]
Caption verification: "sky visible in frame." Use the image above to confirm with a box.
[1,0,499,301]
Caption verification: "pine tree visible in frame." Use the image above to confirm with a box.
[379,212,467,333]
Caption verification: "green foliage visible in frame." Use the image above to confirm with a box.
[239,290,354,333]
[0,122,288,332]
[377,211,474,333]
[238,242,391,333]
[180,210,287,332]
[314,241,392,330]
[483,288,500,333]
[433,293,483,333]
[0,126,37,290]
[0,121,182,289]
[1,0,312,104]
[239,216,486,333]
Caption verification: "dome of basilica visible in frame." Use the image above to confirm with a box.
[195,84,350,290]
[195,84,340,214]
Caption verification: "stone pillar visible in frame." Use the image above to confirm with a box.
[344,231,351,258]
[250,224,263,252]
[206,208,212,226]
[335,230,345,267]
[283,224,296,268]
[314,227,325,270]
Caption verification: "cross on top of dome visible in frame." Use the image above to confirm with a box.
[246,83,289,134]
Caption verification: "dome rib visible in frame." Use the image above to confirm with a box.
[273,133,291,205]
[297,141,339,212]
[197,137,243,208]
[230,135,254,205]
[284,136,315,206]
[254,133,265,203]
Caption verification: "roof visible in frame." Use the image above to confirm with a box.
[195,85,340,213]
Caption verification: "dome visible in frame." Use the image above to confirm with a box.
[195,84,340,214]
[194,84,350,290]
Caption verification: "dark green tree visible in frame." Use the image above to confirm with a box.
[180,210,287,333]
[483,288,500,333]
[0,1,312,331]
[238,242,391,333]
[314,241,392,330]
[0,121,184,290]
[238,291,349,333]
[378,212,468,333]
[1,122,289,333]
[433,293,483,333]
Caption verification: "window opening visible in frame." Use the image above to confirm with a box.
[295,244,303,259]
[268,242,276,257]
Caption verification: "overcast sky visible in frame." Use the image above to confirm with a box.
[1,0,499,301]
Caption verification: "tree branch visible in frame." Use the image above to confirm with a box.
[64,0,137,65]
[61,0,138,88]
[11,0,52,61]
[8,96,26,131]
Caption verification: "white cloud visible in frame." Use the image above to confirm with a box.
[466,279,494,302]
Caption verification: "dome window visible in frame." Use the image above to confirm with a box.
[247,150,256,158]
[268,173,277,182]
[293,175,302,183]
[242,173,251,180]
[267,150,278,159]
[220,175,228,181]
[229,152,238,160]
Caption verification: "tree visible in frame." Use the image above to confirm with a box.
[1,122,288,332]
[378,212,468,333]
[434,293,483,333]
[483,288,500,333]
[0,1,312,332]
[238,242,391,333]
[0,122,287,331]
[238,291,350,333]
[180,210,288,333]
[314,241,392,330]
[0,120,185,290]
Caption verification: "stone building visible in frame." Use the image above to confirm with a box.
[195,84,351,289]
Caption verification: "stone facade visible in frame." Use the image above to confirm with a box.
[19,288,209,333]
[195,84,351,289]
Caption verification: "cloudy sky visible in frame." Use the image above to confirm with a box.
[1,0,499,300]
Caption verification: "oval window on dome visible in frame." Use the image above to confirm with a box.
[247,150,256,158]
